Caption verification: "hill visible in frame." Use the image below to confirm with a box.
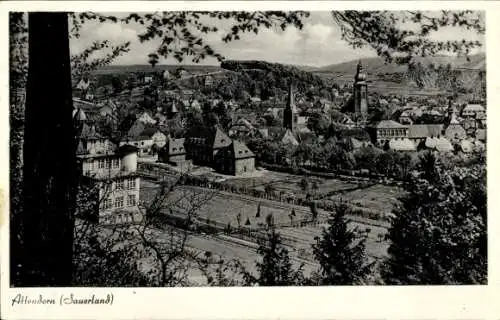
[92,64,223,75]
[312,53,485,75]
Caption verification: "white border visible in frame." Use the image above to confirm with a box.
[1,2,500,320]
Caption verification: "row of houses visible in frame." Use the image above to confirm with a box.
[369,118,485,152]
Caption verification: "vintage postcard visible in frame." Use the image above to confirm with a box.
[1,1,499,319]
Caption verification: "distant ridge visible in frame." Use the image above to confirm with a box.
[310,53,485,75]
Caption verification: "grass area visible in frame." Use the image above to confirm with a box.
[140,180,311,228]
[331,184,405,213]
[279,224,389,259]
[223,170,359,196]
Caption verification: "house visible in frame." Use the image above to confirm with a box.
[407,124,445,144]
[144,76,153,84]
[280,129,300,146]
[444,114,467,143]
[345,137,373,151]
[161,138,186,163]
[136,111,157,125]
[461,118,479,136]
[76,78,91,91]
[250,96,262,103]
[369,120,409,146]
[204,75,214,87]
[163,70,171,80]
[185,126,232,166]
[159,138,192,172]
[388,138,416,151]
[189,99,202,111]
[122,126,167,156]
[74,110,141,225]
[423,137,453,152]
[338,115,356,128]
[398,110,414,125]
[214,140,256,176]
[154,112,168,126]
[228,125,252,137]
[120,135,154,156]
[476,129,486,142]
[462,104,485,118]
[257,128,269,139]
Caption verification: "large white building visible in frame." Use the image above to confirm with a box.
[74,107,142,225]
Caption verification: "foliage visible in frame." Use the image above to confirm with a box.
[331,11,484,64]
[312,203,373,285]
[243,227,305,286]
[307,112,331,136]
[382,156,486,284]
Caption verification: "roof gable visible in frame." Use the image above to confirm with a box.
[232,140,255,159]
[212,127,232,149]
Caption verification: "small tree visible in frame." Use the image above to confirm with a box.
[265,213,275,229]
[312,203,373,285]
[256,202,261,218]
[236,213,242,229]
[310,201,318,222]
[311,181,319,195]
[298,177,309,193]
[243,227,305,286]
[289,209,296,226]
[264,183,276,196]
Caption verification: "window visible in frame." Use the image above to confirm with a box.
[98,159,105,169]
[114,196,124,208]
[112,158,120,168]
[105,159,111,169]
[127,178,136,190]
[128,194,136,206]
[103,198,113,210]
[116,180,124,190]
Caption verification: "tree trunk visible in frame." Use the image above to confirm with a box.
[18,12,77,286]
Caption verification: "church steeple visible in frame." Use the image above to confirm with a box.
[353,60,368,117]
[355,60,366,82]
[283,81,297,131]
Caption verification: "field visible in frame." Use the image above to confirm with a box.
[279,224,388,261]
[141,180,313,227]
[331,184,405,213]
[197,168,405,214]
[218,169,360,196]
[140,180,391,261]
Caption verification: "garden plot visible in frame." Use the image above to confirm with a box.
[140,180,312,227]
[331,183,406,213]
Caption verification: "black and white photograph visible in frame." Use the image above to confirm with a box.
[7,6,488,292]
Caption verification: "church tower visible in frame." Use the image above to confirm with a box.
[353,60,368,117]
[283,82,297,131]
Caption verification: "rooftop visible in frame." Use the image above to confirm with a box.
[374,120,408,129]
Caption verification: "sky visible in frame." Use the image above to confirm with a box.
[70,11,485,67]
